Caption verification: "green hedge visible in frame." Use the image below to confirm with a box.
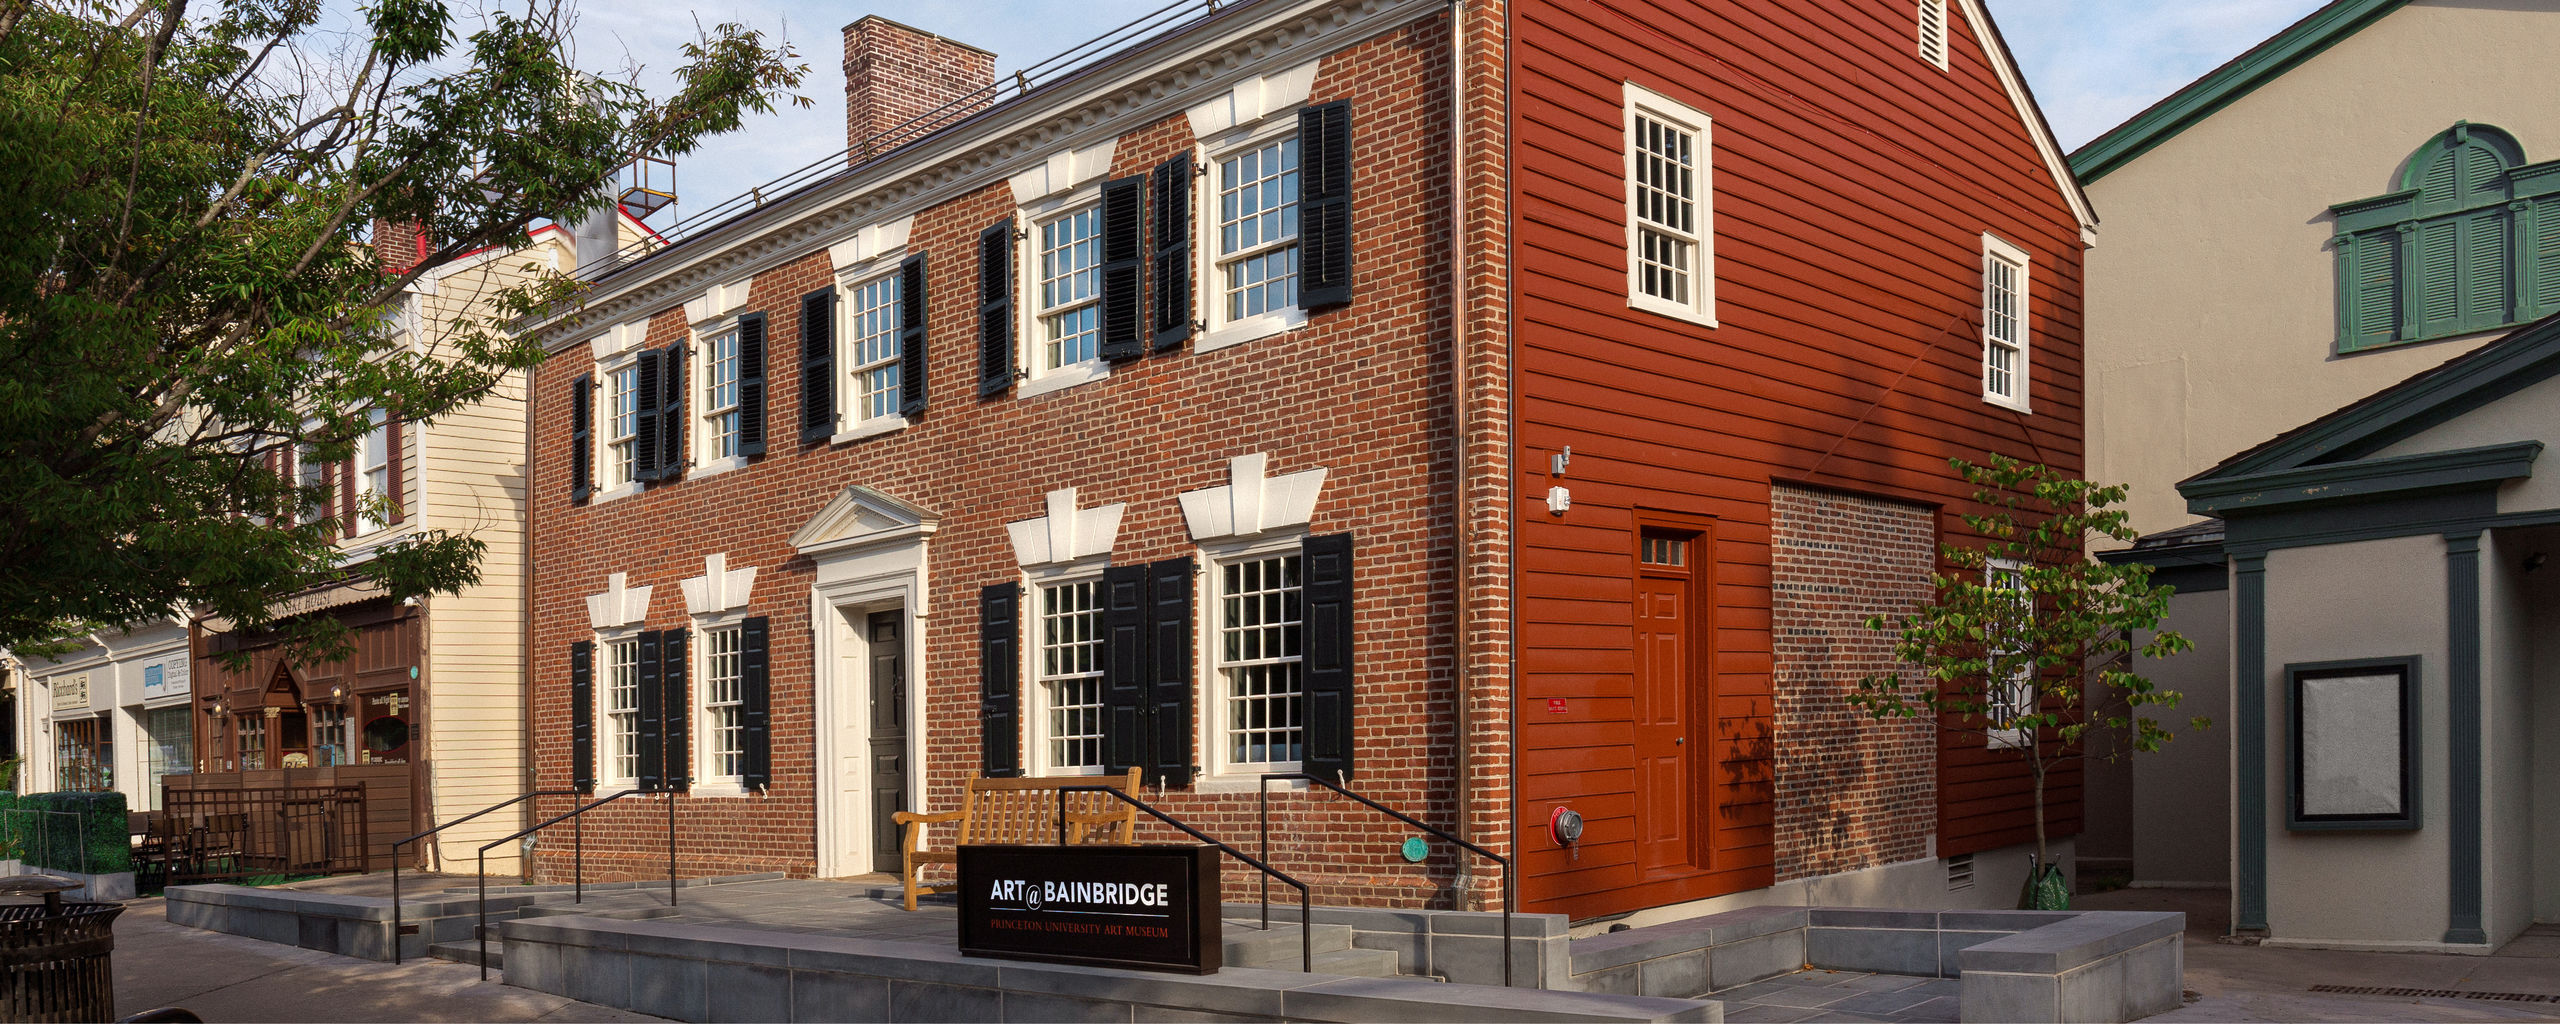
[0,791,130,875]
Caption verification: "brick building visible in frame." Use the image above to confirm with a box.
[522,0,2092,923]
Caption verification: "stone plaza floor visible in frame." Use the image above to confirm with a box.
[1707,969,1963,1024]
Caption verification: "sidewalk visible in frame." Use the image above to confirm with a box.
[110,896,664,1023]
[2076,888,2560,1022]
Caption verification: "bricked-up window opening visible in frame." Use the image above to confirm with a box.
[605,362,642,487]
[311,703,350,766]
[1037,207,1104,372]
[845,272,902,422]
[354,408,392,536]
[1981,234,2031,410]
[1984,558,2035,746]
[1037,579,1106,773]
[1917,0,1950,71]
[1640,534,1687,567]
[234,713,266,771]
[605,637,641,784]
[1220,553,1305,768]
[1217,136,1301,321]
[1624,83,1714,325]
[702,626,745,780]
[702,327,742,459]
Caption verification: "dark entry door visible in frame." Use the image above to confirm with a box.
[1633,532,1697,876]
[868,611,909,869]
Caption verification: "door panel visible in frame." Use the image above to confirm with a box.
[867,611,908,869]
[1632,576,1692,875]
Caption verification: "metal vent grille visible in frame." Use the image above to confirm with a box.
[1944,853,1974,892]
[2309,986,2558,1004]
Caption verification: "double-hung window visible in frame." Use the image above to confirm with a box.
[1035,207,1104,375]
[1625,83,1715,325]
[602,635,641,786]
[1980,234,2031,411]
[1033,579,1106,774]
[1984,558,2034,747]
[844,272,902,425]
[699,624,746,784]
[1215,549,1306,771]
[354,408,392,536]
[701,327,742,460]
[1215,135,1301,326]
[604,362,642,489]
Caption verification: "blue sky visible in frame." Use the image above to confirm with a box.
[559,0,2332,230]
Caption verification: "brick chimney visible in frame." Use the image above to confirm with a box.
[374,218,432,273]
[841,16,996,163]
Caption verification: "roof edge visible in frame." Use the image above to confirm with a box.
[2068,0,2409,185]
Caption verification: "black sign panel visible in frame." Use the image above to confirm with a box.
[957,844,1223,974]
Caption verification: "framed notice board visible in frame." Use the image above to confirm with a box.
[957,844,1223,973]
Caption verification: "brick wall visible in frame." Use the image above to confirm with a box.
[375,218,429,272]
[1769,485,1937,881]
[841,17,994,162]
[528,17,1474,907]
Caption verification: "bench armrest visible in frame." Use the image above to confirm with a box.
[892,810,964,827]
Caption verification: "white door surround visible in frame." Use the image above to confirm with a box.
[792,485,937,878]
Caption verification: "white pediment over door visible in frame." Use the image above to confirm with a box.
[789,484,942,560]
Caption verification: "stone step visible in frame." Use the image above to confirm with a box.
[515,903,682,922]
[1219,921,1357,967]
[427,940,501,969]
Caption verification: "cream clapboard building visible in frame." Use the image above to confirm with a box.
[2075,0,2560,948]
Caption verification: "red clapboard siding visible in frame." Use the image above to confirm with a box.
[1510,0,2085,918]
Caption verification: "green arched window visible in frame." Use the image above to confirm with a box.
[2333,122,2560,351]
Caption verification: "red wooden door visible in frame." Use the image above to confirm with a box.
[1633,533,1695,876]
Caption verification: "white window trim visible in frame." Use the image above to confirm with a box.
[1197,116,1311,355]
[831,257,912,443]
[1198,530,1309,783]
[350,408,394,538]
[1917,0,1951,72]
[1980,232,2033,413]
[1016,190,1114,397]
[682,315,745,479]
[1985,557,2033,750]
[689,613,750,796]
[1023,560,1111,778]
[1623,82,1717,328]
[595,627,644,791]
[593,351,645,503]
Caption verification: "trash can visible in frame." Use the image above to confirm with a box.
[0,877,122,1023]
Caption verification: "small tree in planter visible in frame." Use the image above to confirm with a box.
[1850,455,2204,908]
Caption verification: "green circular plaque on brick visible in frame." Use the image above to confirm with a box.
[1400,837,1429,863]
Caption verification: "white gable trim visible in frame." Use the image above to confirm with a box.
[1951,0,2098,239]
[790,484,942,560]
[1180,453,1325,541]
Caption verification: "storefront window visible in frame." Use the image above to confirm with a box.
[237,714,268,770]
[312,705,352,766]
[54,718,110,792]
[140,707,192,812]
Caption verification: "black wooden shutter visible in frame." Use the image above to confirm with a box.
[1100,564,1149,775]
[1098,175,1147,361]
[1297,101,1355,310]
[736,313,768,458]
[570,641,595,794]
[1151,154,1195,352]
[978,218,1017,396]
[1302,533,1356,781]
[898,253,930,417]
[662,628,690,790]
[569,374,593,504]
[740,616,772,791]
[636,629,664,792]
[656,342,686,479]
[632,350,662,482]
[799,288,836,442]
[980,583,1022,778]
[1144,557,1195,786]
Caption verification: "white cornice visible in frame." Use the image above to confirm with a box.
[532,0,1439,352]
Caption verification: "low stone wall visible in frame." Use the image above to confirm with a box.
[1570,906,1807,997]
[1807,909,2078,978]
[1957,912,2184,1023]
[1220,900,1573,988]
[165,883,535,961]
[500,914,1721,1023]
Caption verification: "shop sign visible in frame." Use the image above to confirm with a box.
[957,844,1222,974]
[143,657,190,700]
[51,673,88,712]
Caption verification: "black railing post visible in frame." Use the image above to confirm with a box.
[391,848,403,964]
[1258,778,1270,931]
[1262,772,1516,987]
[476,847,489,982]
[574,807,584,905]
[1059,785,1312,973]
[667,792,678,908]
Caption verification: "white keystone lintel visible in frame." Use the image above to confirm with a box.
[827,216,917,272]
[684,277,753,326]
[680,553,759,617]
[1007,488,1126,568]
[585,572,653,631]
[587,319,650,362]
[1008,140,1119,207]
[1179,453,1325,542]
[1185,59,1319,139]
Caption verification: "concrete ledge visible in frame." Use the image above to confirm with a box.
[503,914,1721,1022]
[1568,906,1809,998]
[166,882,541,961]
[1958,915,2184,1023]
[1217,900,1574,989]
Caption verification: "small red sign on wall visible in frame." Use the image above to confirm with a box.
[1546,698,1568,714]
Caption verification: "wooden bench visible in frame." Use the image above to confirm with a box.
[891,768,1143,911]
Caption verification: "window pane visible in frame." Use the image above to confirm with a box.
[846,274,903,421]
[705,330,740,458]
[703,627,745,779]
[1039,580,1106,770]
[1221,553,1305,766]
[1219,137,1302,321]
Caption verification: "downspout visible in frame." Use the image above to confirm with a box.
[1445,0,1473,868]
[519,360,541,880]
[1498,0,1520,909]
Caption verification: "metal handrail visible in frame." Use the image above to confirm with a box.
[389,789,580,964]
[472,789,671,980]
[592,0,1248,273]
[1055,784,1312,973]
[1259,772,1515,987]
